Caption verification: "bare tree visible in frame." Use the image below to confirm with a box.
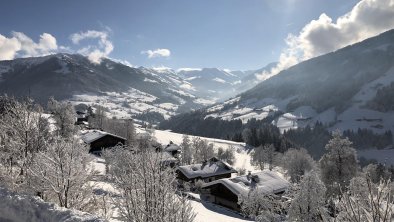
[103,146,195,222]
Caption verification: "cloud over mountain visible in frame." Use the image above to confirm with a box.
[142,48,171,58]
[257,0,394,80]
[0,32,58,60]
[70,30,113,64]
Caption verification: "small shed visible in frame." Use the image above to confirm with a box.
[81,130,126,154]
[176,157,237,183]
[201,171,289,211]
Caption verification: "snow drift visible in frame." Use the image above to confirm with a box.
[0,187,105,222]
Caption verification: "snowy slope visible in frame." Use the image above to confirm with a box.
[0,53,208,120]
[197,29,394,134]
[177,65,274,102]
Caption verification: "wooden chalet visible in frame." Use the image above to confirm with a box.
[201,171,289,211]
[81,130,126,154]
[176,157,237,183]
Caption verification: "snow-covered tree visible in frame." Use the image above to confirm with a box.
[238,189,281,221]
[319,131,358,197]
[289,172,327,221]
[28,137,95,211]
[88,105,107,130]
[0,97,51,191]
[103,147,195,222]
[282,148,315,182]
[105,118,136,145]
[192,137,214,163]
[217,146,235,165]
[251,144,276,170]
[337,175,393,222]
[180,134,193,165]
[47,97,76,138]
[363,164,381,183]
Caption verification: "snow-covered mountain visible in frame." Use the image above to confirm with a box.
[198,29,394,134]
[176,65,274,101]
[0,53,204,119]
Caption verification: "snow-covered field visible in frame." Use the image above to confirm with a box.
[70,89,178,120]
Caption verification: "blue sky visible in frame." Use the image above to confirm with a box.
[0,0,388,70]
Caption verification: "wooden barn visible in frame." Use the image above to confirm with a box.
[81,130,126,154]
[201,171,289,211]
[176,157,237,183]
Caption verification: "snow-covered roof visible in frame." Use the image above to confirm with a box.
[202,171,289,197]
[81,130,126,144]
[165,143,181,152]
[177,157,237,179]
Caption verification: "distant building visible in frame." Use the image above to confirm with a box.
[176,157,237,183]
[164,141,181,157]
[81,130,126,154]
[201,171,289,211]
[76,110,88,125]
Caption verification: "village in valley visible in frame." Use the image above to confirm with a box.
[0,94,393,222]
[1,0,394,221]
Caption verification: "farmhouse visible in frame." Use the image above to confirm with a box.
[201,171,289,211]
[81,130,126,154]
[176,157,237,183]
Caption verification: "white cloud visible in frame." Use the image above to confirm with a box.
[0,32,58,60]
[70,30,113,64]
[257,0,394,80]
[141,48,171,58]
